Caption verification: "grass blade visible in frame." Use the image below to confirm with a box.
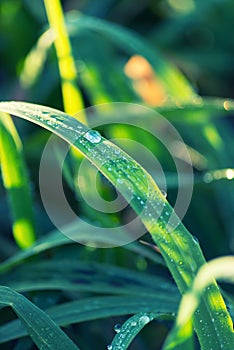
[67,13,196,102]
[1,259,177,297]
[0,112,36,248]
[43,0,85,118]
[0,221,164,273]
[163,256,234,349]
[109,312,161,350]
[0,285,80,349]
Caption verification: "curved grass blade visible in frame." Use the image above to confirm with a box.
[1,259,177,297]
[67,13,195,102]
[0,112,36,249]
[0,286,80,350]
[20,12,195,103]
[0,296,177,344]
[163,256,234,350]
[0,101,233,349]
[109,312,163,350]
[0,221,164,273]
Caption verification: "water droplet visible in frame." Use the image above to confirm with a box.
[138,315,150,327]
[161,189,167,198]
[192,235,199,244]
[117,178,123,184]
[203,172,213,183]
[84,130,102,143]
[114,324,122,333]
[131,321,137,327]
[107,345,112,350]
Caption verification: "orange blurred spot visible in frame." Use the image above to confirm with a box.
[124,55,166,106]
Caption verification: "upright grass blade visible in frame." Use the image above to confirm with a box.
[0,112,36,248]
[163,256,234,350]
[43,0,86,120]
[0,286,80,349]
[0,101,233,349]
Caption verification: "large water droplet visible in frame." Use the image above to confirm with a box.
[138,315,150,327]
[107,345,112,350]
[114,324,122,333]
[84,130,102,143]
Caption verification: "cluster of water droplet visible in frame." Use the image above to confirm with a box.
[106,313,154,350]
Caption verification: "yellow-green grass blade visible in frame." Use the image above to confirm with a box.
[163,257,234,350]
[0,286,80,349]
[43,0,85,119]
[0,101,232,349]
[0,112,36,248]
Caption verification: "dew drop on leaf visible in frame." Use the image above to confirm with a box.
[114,323,122,333]
[107,345,112,350]
[117,178,123,184]
[84,130,102,143]
[138,315,150,327]
[203,172,213,183]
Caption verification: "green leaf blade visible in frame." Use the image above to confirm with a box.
[0,112,36,249]
[0,286,80,349]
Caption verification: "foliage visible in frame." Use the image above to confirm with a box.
[0,1,234,349]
